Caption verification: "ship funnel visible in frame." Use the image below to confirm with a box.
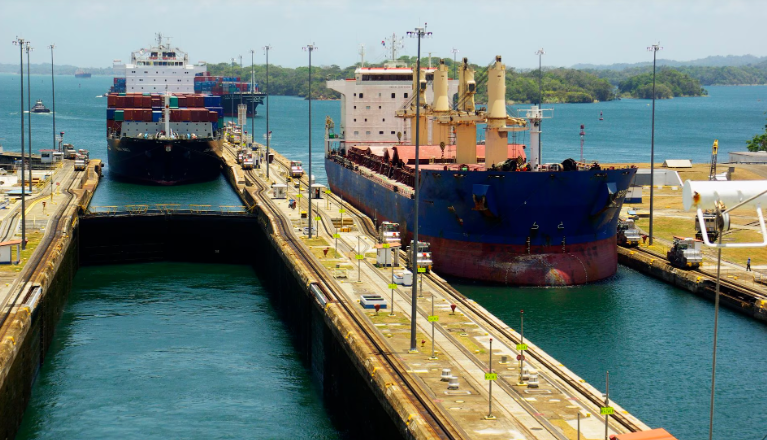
[458,58,475,113]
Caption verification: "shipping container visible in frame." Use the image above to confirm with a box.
[107,94,117,108]
[143,109,152,122]
[209,111,218,122]
[107,108,116,120]
[177,96,187,108]
[152,111,162,122]
[115,110,124,121]
[169,96,179,108]
[170,109,180,122]
[180,109,191,122]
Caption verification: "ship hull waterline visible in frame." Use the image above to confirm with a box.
[325,157,635,286]
[107,137,223,185]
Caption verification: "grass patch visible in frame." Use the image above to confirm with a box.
[302,237,329,247]
[0,231,43,274]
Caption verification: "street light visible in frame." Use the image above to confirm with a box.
[535,48,545,106]
[26,42,33,192]
[12,37,27,250]
[249,49,255,150]
[264,44,272,180]
[303,43,317,238]
[49,44,56,152]
[406,24,431,353]
[648,43,662,246]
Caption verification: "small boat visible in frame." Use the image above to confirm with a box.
[599,111,604,121]
[32,99,50,113]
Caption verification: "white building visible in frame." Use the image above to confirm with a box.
[327,67,457,145]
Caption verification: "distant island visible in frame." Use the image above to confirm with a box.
[617,69,707,99]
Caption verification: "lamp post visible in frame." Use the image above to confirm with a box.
[535,48,545,106]
[303,44,317,238]
[647,43,662,246]
[249,49,255,149]
[26,42,33,192]
[49,44,56,152]
[451,48,459,109]
[407,25,431,353]
[12,37,27,250]
[264,44,272,180]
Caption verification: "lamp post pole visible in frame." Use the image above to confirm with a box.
[407,25,431,353]
[304,44,317,238]
[26,42,33,192]
[13,37,27,250]
[250,49,255,150]
[648,43,661,246]
[264,45,272,180]
[536,48,545,106]
[49,44,56,152]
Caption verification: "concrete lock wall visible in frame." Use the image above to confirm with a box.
[1,211,402,439]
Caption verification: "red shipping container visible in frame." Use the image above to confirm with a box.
[171,109,180,122]
[209,111,218,122]
[190,110,199,122]
[197,96,205,107]
[177,96,187,108]
[107,94,117,108]
[151,97,162,108]
[180,109,191,122]
[115,96,125,108]
[143,109,152,122]
[122,109,132,121]
[125,96,134,107]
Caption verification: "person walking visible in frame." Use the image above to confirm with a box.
[747,257,752,271]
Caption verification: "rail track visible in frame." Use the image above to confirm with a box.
[241,163,464,439]
[251,152,643,435]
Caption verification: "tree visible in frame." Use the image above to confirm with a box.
[746,119,767,152]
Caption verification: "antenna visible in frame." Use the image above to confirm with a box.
[383,33,405,62]
[359,44,365,67]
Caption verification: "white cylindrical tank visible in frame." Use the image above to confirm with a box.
[486,56,506,120]
[432,60,450,112]
[683,180,767,211]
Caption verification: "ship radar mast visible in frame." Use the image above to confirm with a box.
[382,33,406,67]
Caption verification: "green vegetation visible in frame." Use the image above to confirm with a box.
[747,119,767,152]
[617,68,707,99]
[208,57,615,104]
[588,62,767,87]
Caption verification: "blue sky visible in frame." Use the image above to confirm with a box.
[1,0,765,69]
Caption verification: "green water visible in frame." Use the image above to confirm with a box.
[16,263,341,440]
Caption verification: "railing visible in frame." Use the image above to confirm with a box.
[85,204,250,216]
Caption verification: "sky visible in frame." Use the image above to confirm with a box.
[1,0,766,70]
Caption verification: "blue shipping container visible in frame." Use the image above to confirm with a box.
[107,108,116,120]
[152,111,162,122]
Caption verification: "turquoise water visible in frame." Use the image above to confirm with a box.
[4,73,767,439]
[454,267,767,440]
[16,263,341,440]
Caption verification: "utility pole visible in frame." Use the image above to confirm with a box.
[263,45,272,180]
[303,44,317,238]
[12,37,27,249]
[407,25,431,353]
[648,43,662,246]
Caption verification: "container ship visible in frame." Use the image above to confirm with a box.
[324,57,636,286]
[109,35,264,117]
[75,69,92,78]
[105,35,224,185]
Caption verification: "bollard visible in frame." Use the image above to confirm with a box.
[447,377,459,390]
[440,368,452,381]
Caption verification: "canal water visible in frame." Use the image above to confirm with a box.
[2,73,767,439]
[15,263,341,440]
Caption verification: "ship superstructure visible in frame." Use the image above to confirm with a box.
[325,56,636,286]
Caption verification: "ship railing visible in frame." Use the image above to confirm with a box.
[126,204,149,215]
[189,204,213,214]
